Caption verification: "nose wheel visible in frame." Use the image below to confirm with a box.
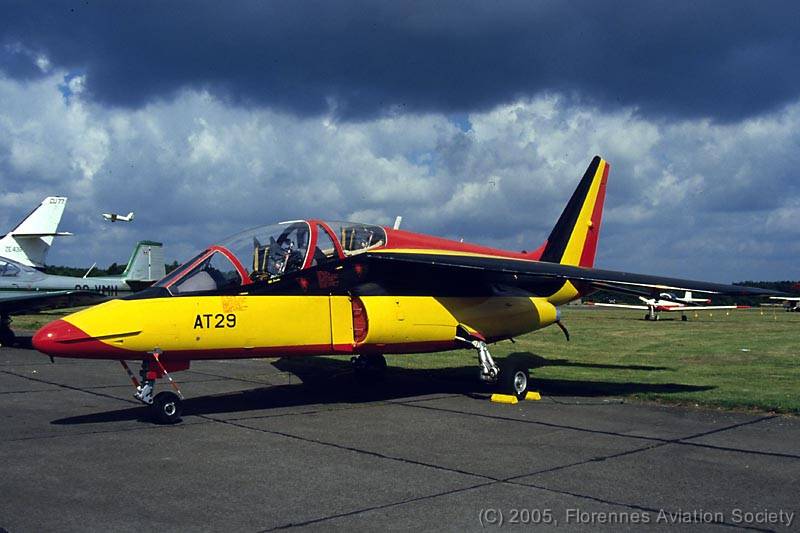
[152,391,183,424]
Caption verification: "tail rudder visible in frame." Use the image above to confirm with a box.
[122,241,165,281]
[0,196,71,267]
[539,156,609,267]
[127,212,135,221]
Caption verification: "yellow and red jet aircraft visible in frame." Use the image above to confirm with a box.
[32,157,776,423]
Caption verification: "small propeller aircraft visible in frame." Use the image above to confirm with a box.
[769,296,800,312]
[102,211,135,222]
[32,157,778,423]
[590,291,748,321]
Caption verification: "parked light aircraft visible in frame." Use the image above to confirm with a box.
[0,241,165,346]
[1,196,71,268]
[103,211,134,223]
[32,157,779,423]
[769,296,800,312]
[590,291,746,321]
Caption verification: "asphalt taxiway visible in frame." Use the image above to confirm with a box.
[1,340,798,532]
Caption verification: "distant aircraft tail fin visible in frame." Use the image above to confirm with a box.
[539,156,609,268]
[127,212,135,221]
[0,196,71,267]
[121,241,166,282]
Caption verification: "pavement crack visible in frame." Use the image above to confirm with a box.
[1,369,138,405]
[258,481,498,531]
[509,480,774,532]
[197,413,496,482]
[399,401,668,443]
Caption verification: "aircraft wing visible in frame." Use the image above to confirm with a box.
[0,290,108,315]
[357,251,779,298]
[658,305,746,312]
[589,303,649,310]
[11,232,73,237]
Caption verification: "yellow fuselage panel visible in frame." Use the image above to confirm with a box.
[61,294,557,357]
[64,296,334,353]
[357,296,556,347]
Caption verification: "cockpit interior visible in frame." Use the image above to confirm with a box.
[156,220,386,295]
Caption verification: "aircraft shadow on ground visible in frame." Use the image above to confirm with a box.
[51,352,712,426]
[9,335,33,349]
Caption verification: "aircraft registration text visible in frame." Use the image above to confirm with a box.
[194,313,237,329]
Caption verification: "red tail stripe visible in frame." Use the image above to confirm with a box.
[578,162,609,268]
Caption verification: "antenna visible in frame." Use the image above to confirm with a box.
[83,263,96,278]
[393,216,403,230]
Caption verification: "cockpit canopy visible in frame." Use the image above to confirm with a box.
[155,220,386,295]
[0,257,44,280]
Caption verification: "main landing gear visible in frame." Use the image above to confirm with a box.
[351,353,387,384]
[644,308,659,321]
[121,349,185,424]
[0,314,15,347]
[456,327,530,400]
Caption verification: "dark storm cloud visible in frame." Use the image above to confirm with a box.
[2,0,799,121]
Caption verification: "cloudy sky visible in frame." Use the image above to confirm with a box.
[1,1,798,282]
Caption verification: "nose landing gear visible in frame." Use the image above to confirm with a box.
[120,349,185,424]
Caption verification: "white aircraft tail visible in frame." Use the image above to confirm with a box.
[0,196,71,267]
[121,241,166,282]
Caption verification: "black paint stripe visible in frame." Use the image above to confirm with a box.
[540,156,601,263]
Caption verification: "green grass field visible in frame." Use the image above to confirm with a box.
[382,306,800,414]
[14,306,799,414]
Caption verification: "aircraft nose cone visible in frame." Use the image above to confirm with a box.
[32,319,88,356]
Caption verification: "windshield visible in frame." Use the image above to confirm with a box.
[170,251,244,295]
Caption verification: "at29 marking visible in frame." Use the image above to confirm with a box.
[194,313,236,329]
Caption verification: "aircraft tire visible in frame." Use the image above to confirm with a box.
[681,315,688,322]
[644,314,650,321]
[152,391,183,424]
[352,354,387,385]
[500,360,529,400]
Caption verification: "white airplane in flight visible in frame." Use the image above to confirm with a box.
[0,196,72,268]
[590,291,745,321]
[102,212,134,222]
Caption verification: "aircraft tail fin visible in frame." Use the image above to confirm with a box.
[127,212,135,221]
[0,196,70,267]
[121,241,166,282]
[539,156,609,268]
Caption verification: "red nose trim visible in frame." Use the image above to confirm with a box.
[32,319,130,359]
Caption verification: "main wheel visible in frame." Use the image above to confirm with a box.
[152,391,183,424]
[644,314,651,321]
[352,354,387,384]
[500,361,530,400]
